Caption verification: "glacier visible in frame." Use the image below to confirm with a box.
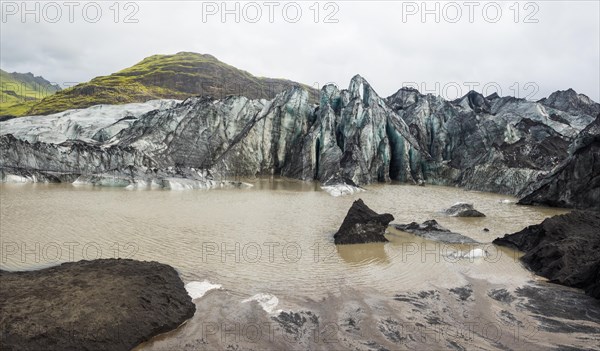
[1,75,598,208]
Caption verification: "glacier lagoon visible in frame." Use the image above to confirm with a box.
[3,179,598,350]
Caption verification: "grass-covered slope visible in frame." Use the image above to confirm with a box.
[0,70,61,116]
[23,52,317,116]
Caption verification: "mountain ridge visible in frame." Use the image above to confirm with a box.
[5,52,318,117]
[0,69,61,116]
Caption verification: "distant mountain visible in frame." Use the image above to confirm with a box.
[0,70,61,116]
[23,52,317,116]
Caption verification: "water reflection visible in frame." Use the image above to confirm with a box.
[244,177,321,192]
[336,242,390,266]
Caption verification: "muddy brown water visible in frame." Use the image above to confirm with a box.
[0,179,565,295]
[4,179,594,350]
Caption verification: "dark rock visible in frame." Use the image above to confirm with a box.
[271,310,319,342]
[447,340,467,351]
[0,259,196,351]
[518,115,600,211]
[465,90,492,114]
[493,211,600,299]
[498,118,569,170]
[488,288,515,304]
[394,220,479,244]
[515,284,600,333]
[333,199,394,245]
[377,318,405,343]
[0,115,16,122]
[549,113,571,126]
[444,203,486,217]
[486,92,500,100]
[449,285,473,301]
[483,228,490,232]
[498,310,522,327]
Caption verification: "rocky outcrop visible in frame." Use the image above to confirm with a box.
[493,211,600,299]
[333,199,394,244]
[393,220,478,243]
[2,75,598,205]
[518,115,600,211]
[0,259,196,351]
[444,203,486,217]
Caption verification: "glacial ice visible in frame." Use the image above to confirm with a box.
[241,293,281,314]
[447,248,488,260]
[185,281,222,300]
[1,76,597,202]
[321,183,364,197]
[0,99,180,144]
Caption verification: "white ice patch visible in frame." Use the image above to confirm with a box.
[452,201,470,206]
[163,178,215,190]
[1,99,180,144]
[499,199,514,204]
[2,174,32,183]
[242,293,281,314]
[358,82,364,100]
[321,184,363,197]
[185,281,222,300]
[446,248,488,260]
[462,248,488,259]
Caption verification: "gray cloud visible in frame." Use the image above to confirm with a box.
[1,0,598,101]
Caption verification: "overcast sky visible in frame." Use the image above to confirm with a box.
[1,0,599,101]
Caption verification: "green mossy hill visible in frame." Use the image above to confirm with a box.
[0,70,61,117]
[23,52,318,116]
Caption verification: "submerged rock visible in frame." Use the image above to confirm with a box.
[0,259,196,351]
[444,203,486,217]
[493,211,600,299]
[394,220,479,243]
[334,199,394,245]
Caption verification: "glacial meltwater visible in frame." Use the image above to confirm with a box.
[4,179,598,350]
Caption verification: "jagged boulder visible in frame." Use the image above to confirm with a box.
[493,211,600,299]
[444,203,486,217]
[0,259,196,351]
[333,199,394,245]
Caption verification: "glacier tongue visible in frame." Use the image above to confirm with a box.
[0,99,180,144]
